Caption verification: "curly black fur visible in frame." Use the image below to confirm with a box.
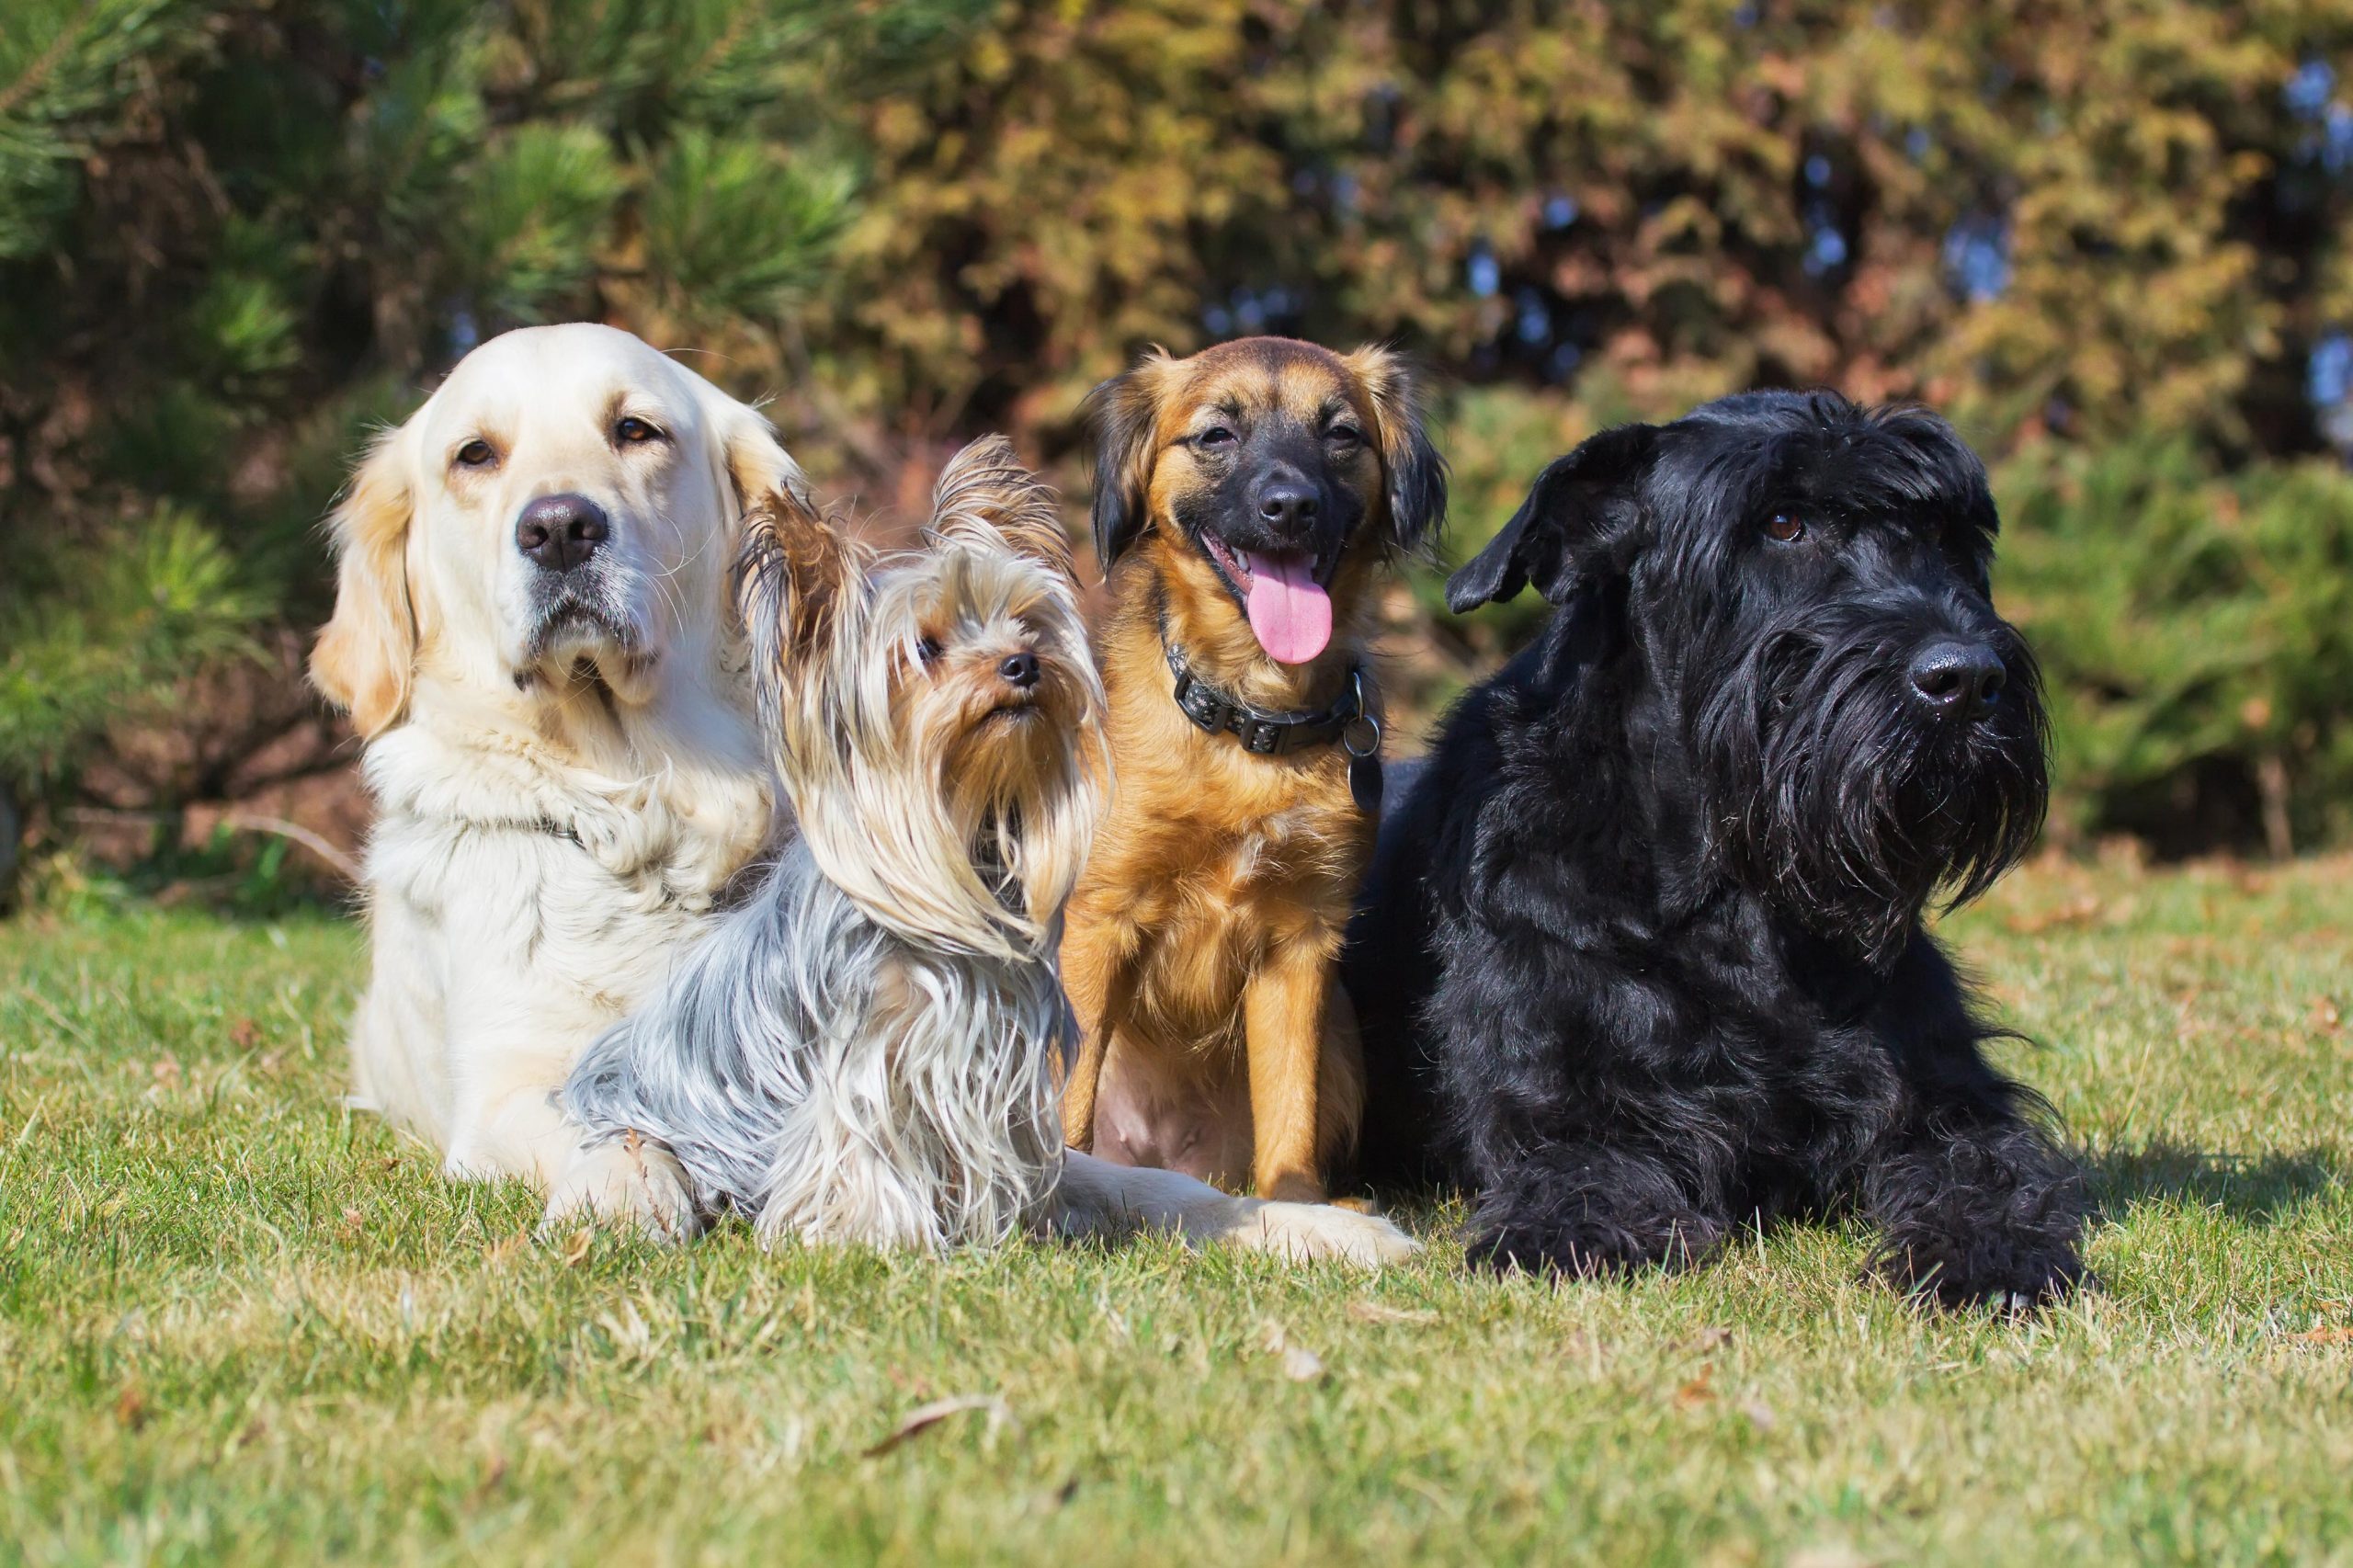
[1345,391,2086,1309]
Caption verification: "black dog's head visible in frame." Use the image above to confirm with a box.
[1086,337,1445,667]
[1451,390,2047,966]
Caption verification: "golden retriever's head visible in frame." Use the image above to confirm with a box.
[312,323,804,737]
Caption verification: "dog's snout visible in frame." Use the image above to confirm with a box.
[1908,642,2007,718]
[998,651,1040,689]
[515,494,610,574]
[1254,483,1319,531]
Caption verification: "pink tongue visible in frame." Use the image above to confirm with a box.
[1243,551,1331,665]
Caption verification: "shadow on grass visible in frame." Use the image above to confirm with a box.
[2088,1141,2347,1225]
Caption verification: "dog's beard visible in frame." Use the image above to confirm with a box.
[1691,602,2049,968]
[942,665,1101,935]
[520,574,650,687]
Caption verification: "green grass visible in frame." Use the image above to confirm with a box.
[2,856,2349,1566]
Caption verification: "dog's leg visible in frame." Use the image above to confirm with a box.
[1862,1094,2087,1310]
[1244,942,1344,1202]
[1043,1151,1418,1267]
[541,1131,701,1244]
[1058,929,1135,1153]
[1463,1141,1730,1278]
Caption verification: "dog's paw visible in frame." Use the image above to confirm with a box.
[1871,1233,2086,1312]
[1467,1209,1723,1279]
[540,1134,700,1245]
[1232,1199,1421,1267]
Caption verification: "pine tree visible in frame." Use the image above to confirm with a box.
[0,0,985,892]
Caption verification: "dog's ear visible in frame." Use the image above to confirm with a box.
[1446,422,1658,613]
[311,426,418,738]
[926,434,1075,585]
[737,483,855,678]
[1343,344,1449,551]
[710,392,811,527]
[1082,351,1173,576]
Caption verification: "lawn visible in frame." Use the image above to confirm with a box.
[1,853,2348,1566]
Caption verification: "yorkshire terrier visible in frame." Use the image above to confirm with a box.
[543,437,1416,1263]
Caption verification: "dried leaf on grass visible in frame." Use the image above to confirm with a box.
[865,1393,1014,1456]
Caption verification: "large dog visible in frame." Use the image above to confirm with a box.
[313,324,794,1191]
[1059,337,1445,1202]
[549,438,1416,1265]
[1347,391,2087,1308]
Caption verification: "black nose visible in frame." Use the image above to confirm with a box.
[1255,484,1319,531]
[515,494,609,574]
[998,651,1040,689]
[1908,641,2007,718]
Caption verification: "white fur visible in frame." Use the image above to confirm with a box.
[318,324,796,1186]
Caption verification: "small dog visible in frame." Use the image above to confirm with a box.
[1060,337,1445,1202]
[1347,391,2087,1308]
[548,438,1417,1265]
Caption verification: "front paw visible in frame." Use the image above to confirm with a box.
[1468,1199,1723,1278]
[541,1132,700,1245]
[1234,1199,1421,1267]
[1867,1131,2089,1310]
[1870,1222,2086,1311]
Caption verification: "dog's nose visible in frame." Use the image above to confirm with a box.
[998,651,1040,689]
[515,494,609,574]
[1908,642,2007,718]
[1255,485,1319,531]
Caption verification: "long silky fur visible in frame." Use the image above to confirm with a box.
[562,437,1108,1252]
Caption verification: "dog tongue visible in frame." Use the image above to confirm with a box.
[1242,551,1330,665]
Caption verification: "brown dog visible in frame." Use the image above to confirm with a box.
[1059,337,1444,1201]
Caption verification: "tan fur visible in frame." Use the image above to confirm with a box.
[1061,338,1425,1201]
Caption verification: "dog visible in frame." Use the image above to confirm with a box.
[1058,337,1446,1203]
[312,323,798,1192]
[1346,390,2087,1308]
[547,438,1416,1265]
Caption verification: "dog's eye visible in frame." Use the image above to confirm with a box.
[615,416,665,446]
[1326,424,1364,449]
[915,635,944,665]
[454,438,496,470]
[1765,512,1805,543]
[1196,426,1236,449]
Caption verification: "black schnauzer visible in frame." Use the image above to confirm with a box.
[1346,391,2086,1309]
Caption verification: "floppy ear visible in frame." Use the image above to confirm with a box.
[926,434,1075,585]
[710,392,810,525]
[1343,345,1449,551]
[1446,422,1658,614]
[1081,352,1171,576]
[311,426,418,738]
[736,482,856,682]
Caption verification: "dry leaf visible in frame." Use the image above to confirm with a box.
[1685,1325,1733,1353]
[864,1393,1012,1456]
[115,1384,150,1430]
[2291,1324,2353,1345]
[2311,996,2342,1034]
[228,1017,262,1049]
[483,1233,528,1266]
[1280,1345,1327,1382]
[1347,1300,1438,1326]
[1674,1366,1715,1408]
[559,1226,594,1267]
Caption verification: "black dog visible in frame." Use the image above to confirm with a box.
[1347,391,2086,1308]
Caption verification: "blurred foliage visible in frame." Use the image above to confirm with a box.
[4,0,2353,884]
[1999,438,2353,855]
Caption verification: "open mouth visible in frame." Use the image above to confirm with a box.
[1198,534,1334,666]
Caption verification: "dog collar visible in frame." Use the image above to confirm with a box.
[1160,642,1386,813]
[1162,642,1374,755]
